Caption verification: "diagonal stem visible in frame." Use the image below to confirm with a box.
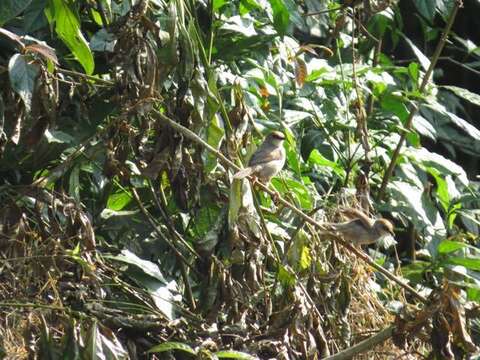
[153,109,428,304]
[377,3,459,201]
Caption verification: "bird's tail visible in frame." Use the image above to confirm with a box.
[233,167,253,179]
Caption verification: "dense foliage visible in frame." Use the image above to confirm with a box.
[0,0,479,358]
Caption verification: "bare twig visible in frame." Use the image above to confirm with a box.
[153,109,428,304]
[323,326,395,360]
[147,181,197,310]
[130,187,201,276]
[377,3,459,200]
[58,67,115,86]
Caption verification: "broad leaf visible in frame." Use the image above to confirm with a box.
[49,0,94,74]
[0,0,32,24]
[269,0,289,36]
[8,53,39,112]
[148,342,196,354]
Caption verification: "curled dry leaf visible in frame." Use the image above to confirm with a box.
[24,43,59,65]
[294,58,307,88]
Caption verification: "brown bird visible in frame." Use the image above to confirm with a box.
[233,131,286,183]
[324,208,394,245]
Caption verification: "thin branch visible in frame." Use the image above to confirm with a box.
[130,187,201,276]
[153,109,428,304]
[148,181,198,310]
[58,67,115,86]
[323,326,395,360]
[377,3,459,200]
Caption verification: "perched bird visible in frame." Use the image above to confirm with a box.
[233,131,286,183]
[324,208,394,245]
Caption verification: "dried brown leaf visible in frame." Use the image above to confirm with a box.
[295,58,307,88]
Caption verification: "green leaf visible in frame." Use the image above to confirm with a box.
[387,180,446,247]
[412,114,437,140]
[8,53,39,112]
[401,34,431,71]
[49,0,95,74]
[446,257,480,271]
[107,249,167,283]
[204,114,224,173]
[23,0,48,32]
[132,272,178,320]
[442,85,480,108]
[367,8,394,39]
[240,0,262,15]
[308,149,345,177]
[269,0,289,36]
[220,15,257,37]
[228,179,243,230]
[148,342,196,354]
[277,265,295,288]
[412,0,437,22]
[68,165,80,202]
[437,240,467,254]
[381,93,409,122]
[287,229,311,271]
[44,129,74,143]
[271,178,313,210]
[107,191,132,211]
[408,62,419,86]
[404,147,467,182]
[0,0,32,25]
[420,102,480,155]
[401,261,432,284]
[467,287,480,303]
[215,350,256,359]
[284,128,301,176]
[213,0,228,12]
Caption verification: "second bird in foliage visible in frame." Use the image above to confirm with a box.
[233,131,286,183]
[324,208,394,245]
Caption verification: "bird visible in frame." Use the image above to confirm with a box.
[233,131,286,183]
[323,208,394,245]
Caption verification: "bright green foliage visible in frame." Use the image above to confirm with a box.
[0,0,479,358]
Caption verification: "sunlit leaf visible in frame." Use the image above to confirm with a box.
[401,34,431,70]
[272,178,313,210]
[446,257,480,271]
[277,265,295,287]
[269,0,289,36]
[49,0,95,74]
[107,249,167,283]
[107,191,132,211]
[148,342,196,354]
[216,350,257,359]
[442,85,480,108]
[308,149,345,177]
[220,15,257,37]
[8,53,39,112]
[437,240,468,254]
[412,0,436,22]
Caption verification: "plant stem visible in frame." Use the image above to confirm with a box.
[154,109,428,304]
[377,3,459,201]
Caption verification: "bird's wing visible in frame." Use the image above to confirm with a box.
[339,207,373,228]
[248,145,284,166]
